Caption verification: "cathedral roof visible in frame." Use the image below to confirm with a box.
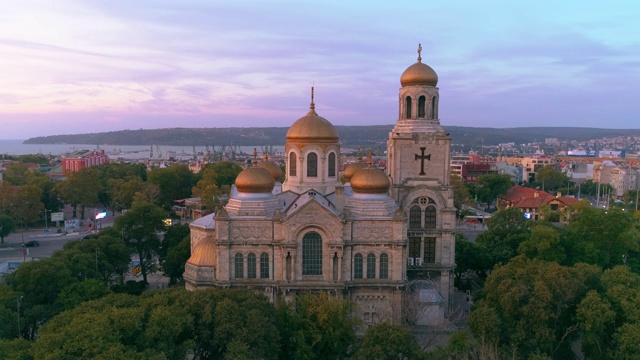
[343,148,367,183]
[257,156,282,182]
[286,88,339,144]
[187,238,216,267]
[235,150,276,194]
[350,151,390,194]
[400,44,438,87]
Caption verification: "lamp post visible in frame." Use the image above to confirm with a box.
[43,209,50,231]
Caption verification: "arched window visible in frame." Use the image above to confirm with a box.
[328,153,336,177]
[418,96,426,118]
[260,253,269,279]
[234,253,243,279]
[366,253,376,279]
[307,153,318,177]
[405,96,412,118]
[247,253,256,279]
[409,205,422,229]
[289,152,297,177]
[354,253,363,279]
[425,205,437,229]
[379,253,389,279]
[431,96,437,119]
[302,231,322,275]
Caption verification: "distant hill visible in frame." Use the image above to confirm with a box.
[23,126,640,148]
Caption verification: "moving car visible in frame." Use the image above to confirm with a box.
[24,240,40,247]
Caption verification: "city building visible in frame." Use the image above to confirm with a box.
[184,46,455,328]
[61,149,110,175]
[497,185,580,221]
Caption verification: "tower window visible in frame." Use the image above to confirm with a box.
[418,96,426,118]
[247,253,256,279]
[425,205,437,229]
[260,253,269,279]
[405,96,412,118]
[431,96,437,119]
[302,231,322,275]
[234,253,244,279]
[328,152,336,177]
[424,237,436,263]
[366,253,376,279]
[409,205,422,229]
[307,152,318,177]
[289,152,297,177]
[379,253,389,279]
[354,253,363,279]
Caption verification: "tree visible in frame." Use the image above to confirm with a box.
[469,256,600,358]
[56,168,103,219]
[164,236,191,285]
[192,167,222,212]
[519,225,566,263]
[532,165,568,192]
[0,216,14,244]
[356,322,424,360]
[475,173,513,207]
[115,203,167,284]
[205,161,243,187]
[278,292,357,360]
[455,234,491,281]
[451,174,473,214]
[148,164,197,208]
[107,177,145,213]
[13,185,44,226]
[476,207,531,270]
[2,162,30,186]
[159,223,190,263]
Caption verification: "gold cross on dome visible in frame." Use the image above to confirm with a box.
[417,43,422,62]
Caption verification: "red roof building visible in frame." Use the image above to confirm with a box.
[497,185,582,221]
[61,149,109,175]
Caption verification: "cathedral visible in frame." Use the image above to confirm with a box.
[184,45,456,327]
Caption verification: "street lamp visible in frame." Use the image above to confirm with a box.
[43,209,50,231]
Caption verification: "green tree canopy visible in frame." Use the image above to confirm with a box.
[55,168,103,219]
[531,165,568,192]
[115,202,167,284]
[0,215,15,244]
[356,322,424,360]
[148,164,197,208]
[475,173,513,206]
[205,161,243,187]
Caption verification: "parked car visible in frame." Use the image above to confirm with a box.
[24,240,40,247]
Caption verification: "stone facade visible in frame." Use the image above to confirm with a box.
[185,46,455,328]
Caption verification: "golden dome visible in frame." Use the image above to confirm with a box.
[286,88,339,144]
[400,44,438,87]
[257,159,282,182]
[343,162,367,182]
[187,239,216,267]
[235,166,275,193]
[350,167,390,194]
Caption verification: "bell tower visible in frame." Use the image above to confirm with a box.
[387,44,456,321]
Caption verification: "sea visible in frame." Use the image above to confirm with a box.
[0,139,285,160]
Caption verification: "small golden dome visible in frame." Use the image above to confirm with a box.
[235,166,275,193]
[187,239,216,267]
[286,88,339,144]
[350,168,390,194]
[343,161,367,182]
[400,44,438,87]
[257,160,282,182]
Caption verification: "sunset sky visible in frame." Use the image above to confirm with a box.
[1,0,639,139]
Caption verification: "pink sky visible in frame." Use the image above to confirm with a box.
[1,0,639,139]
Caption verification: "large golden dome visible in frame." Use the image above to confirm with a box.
[235,165,275,193]
[257,159,282,182]
[350,167,390,194]
[286,89,339,144]
[400,44,438,87]
[187,239,216,267]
